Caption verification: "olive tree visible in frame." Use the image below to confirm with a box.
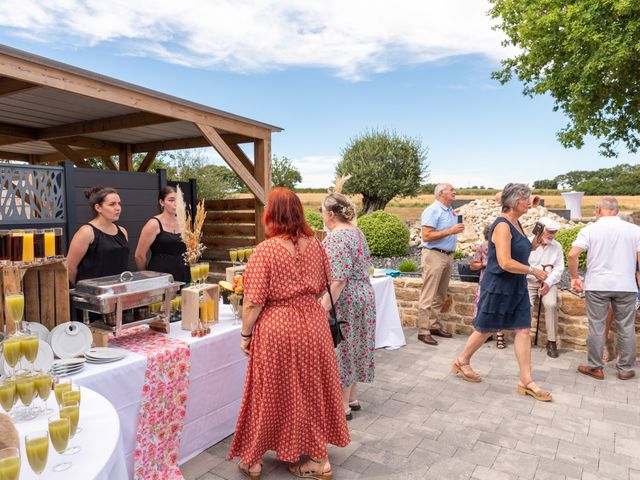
[336,129,429,214]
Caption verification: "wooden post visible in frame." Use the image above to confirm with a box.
[119,144,133,171]
[254,139,271,242]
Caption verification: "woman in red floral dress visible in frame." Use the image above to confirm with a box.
[228,188,350,480]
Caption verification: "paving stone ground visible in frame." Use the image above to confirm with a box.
[181,327,640,480]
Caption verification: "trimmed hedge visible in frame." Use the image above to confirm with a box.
[358,210,409,257]
[555,226,586,269]
[304,208,324,230]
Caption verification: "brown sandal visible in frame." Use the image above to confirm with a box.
[239,461,262,480]
[451,358,481,383]
[288,458,333,480]
[517,382,552,402]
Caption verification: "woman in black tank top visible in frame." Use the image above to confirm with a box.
[67,187,130,285]
[134,187,190,283]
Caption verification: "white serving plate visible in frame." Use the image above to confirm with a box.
[49,322,93,359]
[84,347,127,361]
[0,340,54,375]
[24,322,50,344]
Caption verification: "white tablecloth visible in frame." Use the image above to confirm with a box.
[14,386,127,480]
[72,305,247,478]
[370,276,406,349]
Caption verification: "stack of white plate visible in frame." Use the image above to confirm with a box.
[84,347,128,364]
[51,358,85,376]
[49,322,93,359]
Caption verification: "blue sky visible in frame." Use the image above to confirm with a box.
[0,1,636,188]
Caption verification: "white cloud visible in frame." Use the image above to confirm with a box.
[293,154,340,188]
[0,0,512,80]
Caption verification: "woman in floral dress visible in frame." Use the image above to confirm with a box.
[228,188,349,480]
[320,192,376,421]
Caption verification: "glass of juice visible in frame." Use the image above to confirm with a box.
[15,374,36,420]
[54,380,72,406]
[0,230,10,265]
[0,447,20,480]
[62,385,81,406]
[4,292,24,334]
[22,230,34,263]
[47,416,71,471]
[25,430,49,474]
[202,262,210,283]
[33,372,53,415]
[53,228,65,258]
[9,230,23,264]
[189,264,199,287]
[21,334,39,367]
[0,379,16,414]
[206,299,215,323]
[199,301,207,324]
[59,400,81,454]
[237,248,246,263]
[33,229,45,262]
[44,229,55,259]
[2,336,22,371]
[229,248,238,266]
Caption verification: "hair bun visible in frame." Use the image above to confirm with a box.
[84,186,104,199]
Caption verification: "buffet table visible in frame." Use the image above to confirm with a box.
[15,386,127,480]
[371,276,406,349]
[71,305,246,477]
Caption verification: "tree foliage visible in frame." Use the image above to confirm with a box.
[534,163,640,194]
[336,129,429,214]
[271,156,302,189]
[489,0,640,157]
[532,179,558,190]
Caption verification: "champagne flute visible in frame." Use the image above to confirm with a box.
[189,264,199,287]
[59,400,81,454]
[4,293,24,334]
[229,294,242,326]
[229,248,238,267]
[0,378,16,414]
[47,416,71,471]
[34,372,53,415]
[237,248,246,264]
[62,386,82,434]
[54,380,72,406]
[25,430,49,475]
[2,336,22,373]
[21,334,38,371]
[0,447,20,480]
[15,373,36,420]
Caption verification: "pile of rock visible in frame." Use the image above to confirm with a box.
[408,199,580,256]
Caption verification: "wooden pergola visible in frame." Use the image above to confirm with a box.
[0,44,281,241]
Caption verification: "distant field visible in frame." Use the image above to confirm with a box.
[294,193,640,223]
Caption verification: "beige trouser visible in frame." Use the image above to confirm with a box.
[527,283,559,342]
[418,248,453,335]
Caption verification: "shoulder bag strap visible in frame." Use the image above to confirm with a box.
[316,238,337,316]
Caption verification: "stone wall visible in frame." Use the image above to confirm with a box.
[393,278,640,354]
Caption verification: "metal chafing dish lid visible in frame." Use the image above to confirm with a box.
[73,271,176,298]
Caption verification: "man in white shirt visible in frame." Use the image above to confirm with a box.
[569,196,640,381]
[528,218,565,358]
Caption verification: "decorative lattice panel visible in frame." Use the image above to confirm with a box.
[0,165,65,224]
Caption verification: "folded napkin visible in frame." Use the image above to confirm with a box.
[384,269,402,277]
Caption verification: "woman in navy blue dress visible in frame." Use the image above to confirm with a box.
[451,183,553,402]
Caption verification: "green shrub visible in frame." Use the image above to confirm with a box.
[397,259,418,272]
[358,210,409,257]
[304,208,324,230]
[453,250,465,260]
[555,226,586,269]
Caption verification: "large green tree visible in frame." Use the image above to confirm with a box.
[489,0,640,157]
[271,156,302,189]
[336,129,428,214]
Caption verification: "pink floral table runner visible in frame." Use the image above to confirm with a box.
[111,327,191,480]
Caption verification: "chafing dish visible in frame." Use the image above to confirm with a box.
[71,271,183,335]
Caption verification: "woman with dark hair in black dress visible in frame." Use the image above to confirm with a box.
[135,186,190,283]
[67,186,130,285]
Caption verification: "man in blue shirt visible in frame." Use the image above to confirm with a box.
[418,183,464,345]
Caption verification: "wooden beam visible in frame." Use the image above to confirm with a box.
[228,143,254,176]
[196,123,266,204]
[0,150,29,161]
[0,78,39,97]
[101,155,118,171]
[136,150,158,172]
[38,112,174,141]
[254,138,271,242]
[63,136,120,153]
[0,53,274,140]
[47,142,91,168]
[37,148,105,164]
[130,133,254,154]
[0,122,36,139]
[118,144,133,171]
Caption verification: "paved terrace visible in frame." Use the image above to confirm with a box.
[181,328,640,480]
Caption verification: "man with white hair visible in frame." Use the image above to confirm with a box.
[569,196,640,381]
[417,183,464,346]
[528,217,565,358]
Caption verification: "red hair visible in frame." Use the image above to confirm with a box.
[263,187,313,241]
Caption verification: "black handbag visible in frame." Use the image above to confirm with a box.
[318,240,346,348]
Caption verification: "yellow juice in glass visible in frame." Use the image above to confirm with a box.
[190,265,199,283]
[60,404,80,437]
[2,337,22,368]
[22,231,34,262]
[0,456,20,480]
[25,436,48,474]
[206,299,215,322]
[48,419,70,453]
[44,231,56,257]
[21,335,39,363]
[199,264,208,283]
[16,377,35,406]
[237,249,245,262]
[199,302,207,323]
[5,294,24,326]
[229,249,238,263]
[0,382,15,412]
[54,383,72,405]
[34,374,52,400]
[243,248,252,261]
[62,389,81,405]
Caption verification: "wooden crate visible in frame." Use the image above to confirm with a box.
[0,259,70,335]
[181,283,220,331]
